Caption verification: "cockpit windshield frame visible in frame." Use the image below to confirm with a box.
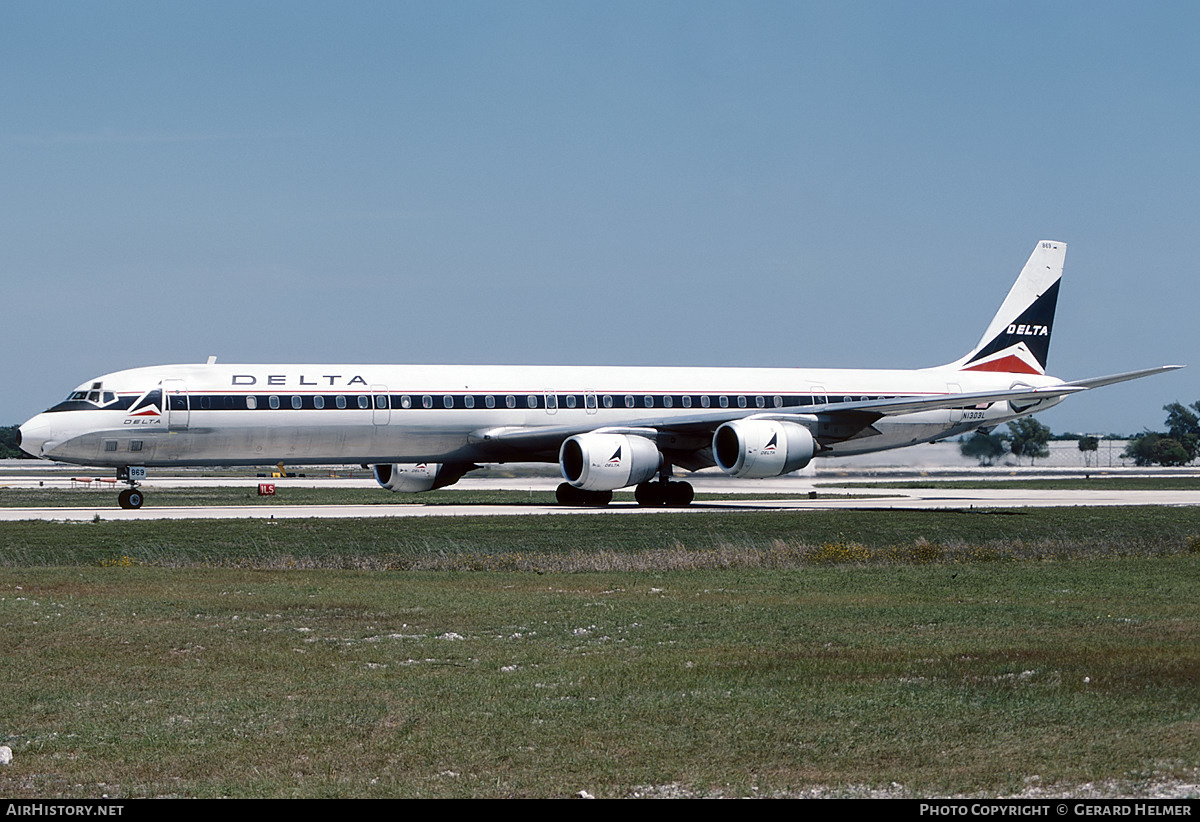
[66,388,119,408]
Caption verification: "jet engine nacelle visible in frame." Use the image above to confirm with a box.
[559,433,662,492]
[713,419,816,479]
[372,462,470,493]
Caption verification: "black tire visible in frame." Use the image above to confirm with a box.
[665,481,694,507]
[558,484,613,507]
[556,482,582,505]
[118,488,144,510]
[635,482,664,507]
[581,489,613,507]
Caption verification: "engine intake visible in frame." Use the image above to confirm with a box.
[713,420,816,478]
[559,433,661,492]
[373,463,474,493]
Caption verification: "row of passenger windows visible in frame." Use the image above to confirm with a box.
[185,393,878,411]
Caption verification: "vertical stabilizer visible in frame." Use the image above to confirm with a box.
[943,240,1066,375]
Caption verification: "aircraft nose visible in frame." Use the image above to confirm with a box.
[17,415,57,459]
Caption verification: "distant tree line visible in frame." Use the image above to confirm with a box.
[960,418,1053,466]
[960,401,1200,467]
[1122,401,1200,466]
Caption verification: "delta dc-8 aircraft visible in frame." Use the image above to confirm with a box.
[17,241,1181,509]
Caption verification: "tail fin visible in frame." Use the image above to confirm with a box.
[943,240,1066,375]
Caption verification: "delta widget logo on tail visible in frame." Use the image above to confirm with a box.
[961,278,1060,376]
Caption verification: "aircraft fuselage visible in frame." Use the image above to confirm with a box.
[18,361,1059,468]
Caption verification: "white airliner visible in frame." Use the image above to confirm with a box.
[17,241,1180,509]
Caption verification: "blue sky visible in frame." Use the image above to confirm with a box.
[3,1,1196,434]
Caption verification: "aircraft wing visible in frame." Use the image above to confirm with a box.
[468,381,1096,458]
[801,383,1086,418]
[469,366,1183,465]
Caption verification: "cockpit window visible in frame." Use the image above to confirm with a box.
[66,388,118,407]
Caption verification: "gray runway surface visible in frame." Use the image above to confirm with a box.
[2,474,1198,521]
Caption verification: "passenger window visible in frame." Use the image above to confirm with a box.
[400,396,411,409]
[701,396,711,408]
[291,396,303,410]
[246,396,258,410]
[314,396,325,409]
[269,396,280,410]
[719,396,729,408]
[464,396,475,409]
[422,396,433,409]
[505,395,516,409]
[485,395,495,409]
[335,396,346,409]
[526,395,537,408]
[444,395,454,409]
[358,396,369,409]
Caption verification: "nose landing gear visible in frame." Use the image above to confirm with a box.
[117,466,147,509]
[118,487,144,510]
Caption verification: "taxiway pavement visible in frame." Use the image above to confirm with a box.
[2,475,1198,521]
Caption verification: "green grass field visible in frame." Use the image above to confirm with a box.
[1,505,1198,798]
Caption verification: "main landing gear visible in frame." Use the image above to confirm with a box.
[554,478,695,507]
[117,466,147,509]
[555,483,613,507]
[634,479,694,507]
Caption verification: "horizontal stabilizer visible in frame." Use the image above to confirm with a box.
[1062,365,1185,390]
